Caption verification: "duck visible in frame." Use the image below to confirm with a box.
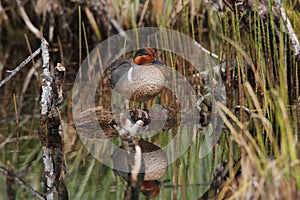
[110,48,166,102]
[112,139,168,198]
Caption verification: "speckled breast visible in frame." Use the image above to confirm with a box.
[112,139,168,181]
[114,65,165,101]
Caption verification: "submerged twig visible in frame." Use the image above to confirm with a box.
[0,165,45,200]
[0,47,41,88]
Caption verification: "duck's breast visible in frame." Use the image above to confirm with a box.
[115,65,165,101]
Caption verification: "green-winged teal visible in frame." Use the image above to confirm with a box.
[110,48,166,102]
[112,139,168,198]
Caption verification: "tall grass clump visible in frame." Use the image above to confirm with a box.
[214,0,300,198]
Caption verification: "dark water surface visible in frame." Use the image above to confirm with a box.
[0,34,228,199]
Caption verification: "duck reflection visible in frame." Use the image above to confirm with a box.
[75,105,178,139]
[112,139,168,198]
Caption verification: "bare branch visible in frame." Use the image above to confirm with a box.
[0,165,45,200]
[15,0,41,39]
[0,47,41,88]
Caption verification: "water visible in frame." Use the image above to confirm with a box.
[0,35,226,200]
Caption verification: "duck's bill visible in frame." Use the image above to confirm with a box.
[153,57,166,66]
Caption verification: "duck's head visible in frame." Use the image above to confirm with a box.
[140,179,170,198]
[141,181,161,198]
[133,48,165,66]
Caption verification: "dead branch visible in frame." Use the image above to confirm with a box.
[15,0,41,39]
[38,38,68,200]
[39,38,55,200]
[0,165,45,200]
[0,47,41,88]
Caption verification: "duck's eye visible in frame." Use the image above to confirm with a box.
[142,49,149,55]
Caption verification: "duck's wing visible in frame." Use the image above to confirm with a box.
[110,59,132,88]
